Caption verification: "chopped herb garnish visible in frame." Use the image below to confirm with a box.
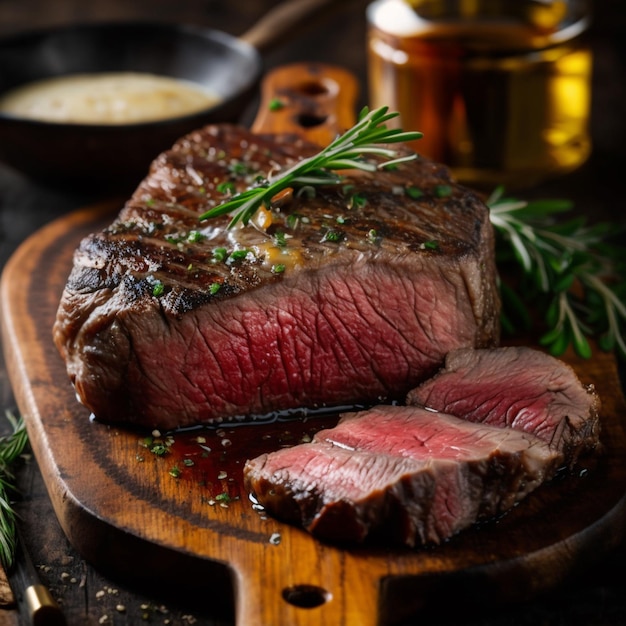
[169,466,181,478]
[212,247,228,262]
[336,215,346,225]
[273,231,287,247]
[405,186,424,199]
[149,442,169,456]
[151,281,164,297]
[200,106,422,228]
[227,249,251,263]
[422,240,439,250]
[268,98,285,111]
[215,492,231,503]
[183,459,195,467]
[367,229,378,243]
[209,282,222,295]
[348,193,367,209]
[285,213,301,229]
[187,230,205,243]
[272,264,286,274]
[217,181,236,195]
[321,229,344,243]
[229,161,251,176]
[435,184,453,198]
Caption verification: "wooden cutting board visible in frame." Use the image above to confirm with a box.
[2,65,626,626]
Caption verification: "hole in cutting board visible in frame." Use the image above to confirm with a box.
[295,112,328,128]
[294,80,331,97]
[292,78,334,128]
[282,584,331,609]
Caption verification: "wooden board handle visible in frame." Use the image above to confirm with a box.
[251,62,359,147]
[232,542,381,626]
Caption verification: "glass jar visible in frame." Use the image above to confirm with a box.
[366,0,592,189]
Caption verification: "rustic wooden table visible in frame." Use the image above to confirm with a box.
[1,1,625,625]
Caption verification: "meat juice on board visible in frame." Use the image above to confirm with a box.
[366,0,592,189]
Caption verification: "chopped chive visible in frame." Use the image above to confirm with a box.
[217,181,236,195]
[435,184,453,198]
[187,230,205,243]
[348,193,367,209]
[212,247,228,262]
[321,229,344,243]
[273,231,287,247]
[405,186,424,199]
[268,98,285,111]
[152,281,164,297]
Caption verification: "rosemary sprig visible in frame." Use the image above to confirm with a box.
[488,186,626,359]
[199,106,422,228]
[0,410,29,569]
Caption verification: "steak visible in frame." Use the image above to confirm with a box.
[243,405,562,546]
[53,123,500,430]
[406,347,601,466]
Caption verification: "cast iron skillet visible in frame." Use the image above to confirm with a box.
[0,0,340,191]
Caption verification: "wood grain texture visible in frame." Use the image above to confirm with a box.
[1,63,626,626]
[2,199,626,626]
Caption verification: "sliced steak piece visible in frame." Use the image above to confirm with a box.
[244,405,561,546]
[53,123,500,430]
[406,347,601,466]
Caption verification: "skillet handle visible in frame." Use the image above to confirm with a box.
[251,62,359,147]
[239,0,348,52]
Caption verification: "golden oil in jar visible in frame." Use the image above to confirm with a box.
[366,0,592,189]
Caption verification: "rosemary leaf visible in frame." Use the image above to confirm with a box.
[199,106,422,228]
[0,410,29,569]
[488,187,626,360]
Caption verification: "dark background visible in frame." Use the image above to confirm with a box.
[1,1,625,624]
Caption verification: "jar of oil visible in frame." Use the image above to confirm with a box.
[366,0,592,189]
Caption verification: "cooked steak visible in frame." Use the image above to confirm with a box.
[406,347,601,466]
[244,405,561,546]
[53,123,500,430]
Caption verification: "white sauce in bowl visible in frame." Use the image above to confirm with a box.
[0,72,221,124]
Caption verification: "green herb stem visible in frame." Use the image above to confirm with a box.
[0,411,29,569]
[488,187,626,360]
[199,106,422,228]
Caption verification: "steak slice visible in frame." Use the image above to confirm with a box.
[53,123,500,430]
[244,405,561,546]
[406,347,601,466]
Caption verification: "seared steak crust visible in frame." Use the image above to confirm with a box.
[54,124,500,429]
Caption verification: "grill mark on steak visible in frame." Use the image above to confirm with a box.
[244,405,561,546]
[406,346,601,466]
[54,124,500,429]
